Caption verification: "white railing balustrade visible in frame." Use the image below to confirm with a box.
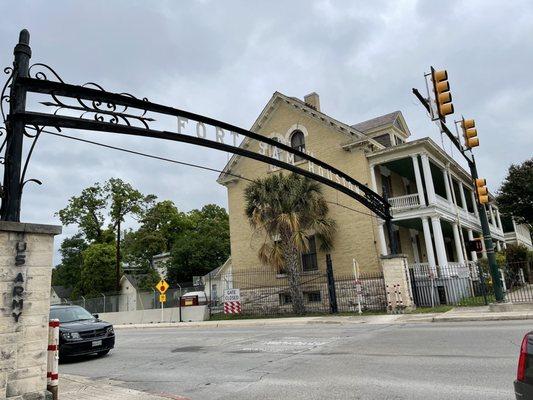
[389,193,420,211]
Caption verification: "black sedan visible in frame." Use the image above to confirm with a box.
[49,304,115,358]
[515,331,533,399]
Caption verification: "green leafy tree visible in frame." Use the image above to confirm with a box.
[105,178,156,290]
[244,173,336,315]
[497,158,533,225]
[167,204,230,284]
[52,234,88,288]
[80,243,117,297]
[122,200,186,270]
[58,178,156,292]
[57,184,107,242]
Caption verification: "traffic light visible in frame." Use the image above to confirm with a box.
[462,118,479,148]
[431,67,454,120]
[475,178,489,204]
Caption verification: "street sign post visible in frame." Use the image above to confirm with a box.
[223,289,241,314]
[155,280,169,322]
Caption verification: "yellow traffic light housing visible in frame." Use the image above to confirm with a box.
[431,67,454,120]
[462,118,479,148]
[475,178,489,204]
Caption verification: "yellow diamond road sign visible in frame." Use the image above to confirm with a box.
[156,280,169,294]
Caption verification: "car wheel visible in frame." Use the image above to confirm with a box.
[97,350,110,357]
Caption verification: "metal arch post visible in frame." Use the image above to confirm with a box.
[1,29,31,221]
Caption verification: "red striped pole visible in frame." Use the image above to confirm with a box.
[47,319,59,399]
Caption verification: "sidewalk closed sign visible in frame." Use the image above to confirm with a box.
[223,289,241,314]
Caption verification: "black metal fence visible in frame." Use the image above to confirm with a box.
[207,268,388,316]
[409,260,533,307]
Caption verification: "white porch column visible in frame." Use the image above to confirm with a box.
[459,181,468,210]
[443,169,453,204]
[377,222,388,256]
[495,208,503,230]
[410,229,421,263]
[470,191,479,217]
[421,217,436,273]
[369,164,378,192]
[496,241,502,252]
[467,229,478,262]
[431,216,448,268]
[411,155,426,207]
[421,153,436,205]
[452,222,465,264]
[489,205,496,227]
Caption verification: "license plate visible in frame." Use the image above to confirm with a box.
[92,340,102,347]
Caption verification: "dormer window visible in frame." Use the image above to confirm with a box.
[290,130,305,161]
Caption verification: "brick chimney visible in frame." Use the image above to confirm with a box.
[304,92,320,112]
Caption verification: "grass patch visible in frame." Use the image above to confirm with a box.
[457,295,493,307]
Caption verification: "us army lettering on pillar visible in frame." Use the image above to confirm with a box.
[12,239,27,322]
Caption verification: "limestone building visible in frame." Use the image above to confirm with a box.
[217,91,516,284]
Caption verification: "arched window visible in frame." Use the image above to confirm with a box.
[290,130,305,161]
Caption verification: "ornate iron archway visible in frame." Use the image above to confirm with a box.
[0,30,391,223]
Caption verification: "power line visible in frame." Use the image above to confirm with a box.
[39,128,254,183]
[39,128,378,218]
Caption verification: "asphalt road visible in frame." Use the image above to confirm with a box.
[60,320,528,399]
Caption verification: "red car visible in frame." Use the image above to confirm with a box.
[515,332,533,399]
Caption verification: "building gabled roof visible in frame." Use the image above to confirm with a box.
[52,285,73,299]
[352,111,410,135]
[203,257,232,279]
[121,274,139,289]
[217,92,383,184]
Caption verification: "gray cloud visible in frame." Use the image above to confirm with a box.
[1,0,532,263]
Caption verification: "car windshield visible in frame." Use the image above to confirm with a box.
[50,306,95,323]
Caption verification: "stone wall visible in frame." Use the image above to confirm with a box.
[0,221,61,399]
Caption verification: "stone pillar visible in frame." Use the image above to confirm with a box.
[0,221,62,400]
[420,154,436,205]
[431,216,448,268]
[421,217,437,273]
[411,155,426,207]
[377,222,388,256]
[467,229,478,262]
[452,222,465,264]
[381,254,415,311]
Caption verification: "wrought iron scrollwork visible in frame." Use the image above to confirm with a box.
[28,63,64,83]
[30,62,154,129]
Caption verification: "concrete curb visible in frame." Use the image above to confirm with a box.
[112,311,533,330]
[432,313,533,322]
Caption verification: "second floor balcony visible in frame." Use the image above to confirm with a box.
[367,138,505,240]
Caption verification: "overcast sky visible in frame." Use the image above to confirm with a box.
[1,0,532,262]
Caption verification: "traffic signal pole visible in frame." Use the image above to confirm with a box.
[412,87,505,303]
[467,155,505,302]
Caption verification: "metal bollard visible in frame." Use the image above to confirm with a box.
[47,319,59,400]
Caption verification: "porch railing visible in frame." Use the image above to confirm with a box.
[389,193,420,211]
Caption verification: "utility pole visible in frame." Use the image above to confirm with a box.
[412,67,505,302]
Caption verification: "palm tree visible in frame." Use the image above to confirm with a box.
[244,173,336,315]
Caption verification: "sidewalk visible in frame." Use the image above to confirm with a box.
[112,306,533,330]
[60,374,190,400]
